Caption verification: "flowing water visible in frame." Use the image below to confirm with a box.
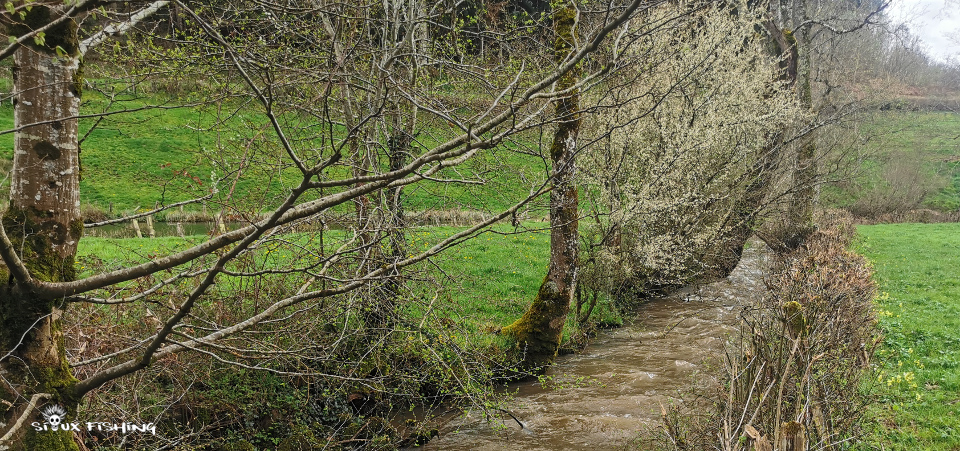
[422,244,768,450]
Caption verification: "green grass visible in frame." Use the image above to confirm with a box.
[0,82,546,216]
[414,225,551,327]
[856,223,960,449]
[76,223,622,350]
[824,111,960,212]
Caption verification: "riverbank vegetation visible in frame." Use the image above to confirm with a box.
[642,212,881,450]
[69,222,629,448]
[1,0,959,450]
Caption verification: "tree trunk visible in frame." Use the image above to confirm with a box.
[785,34,817,248]
[501,5,580,370]
[366,129,410,326]
[1,7,83,450]
[706,143,779,278]
[386,131,410,267]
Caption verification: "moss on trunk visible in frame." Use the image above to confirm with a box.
[0,213,80,449]
[501,3,580,371]
[2,5,82,449]
[501,277,570,370]
[1,207,79,284]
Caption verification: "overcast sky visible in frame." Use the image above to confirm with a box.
[888,0,960,62]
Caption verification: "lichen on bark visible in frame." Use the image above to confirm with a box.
[1,4,83,449]
[501,2,580,370]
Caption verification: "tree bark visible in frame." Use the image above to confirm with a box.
[785,31,817,248]
[501,4,580,370]
[1,6,83,450]
[365,129,410,327]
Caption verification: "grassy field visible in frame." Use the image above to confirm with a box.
[0,85,546,216]
[823,111,960,213]
[5,75,957,220]
[75,223,621,351]
[856,223,960,450]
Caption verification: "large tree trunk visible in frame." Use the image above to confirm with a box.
[1,7,83,451]
[501,5,580,370]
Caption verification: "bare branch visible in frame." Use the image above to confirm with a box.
[80,1,171,56]
[0,0,98,62]
[0,393,51,445]
[0,221,33,286]
[83,193,216,228]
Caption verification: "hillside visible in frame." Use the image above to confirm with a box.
[0,88,547,219]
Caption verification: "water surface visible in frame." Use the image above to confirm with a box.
[423,244,767,450]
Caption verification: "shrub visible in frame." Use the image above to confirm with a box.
[653,211,881,450]
[717,211,880,450]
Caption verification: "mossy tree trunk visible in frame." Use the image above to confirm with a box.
[1,6,83,450]
[501,4,580,370]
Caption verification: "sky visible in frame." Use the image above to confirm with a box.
[887,0,960,62]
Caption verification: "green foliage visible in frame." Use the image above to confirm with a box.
[73,226,577,448]
[406,224,623,351]
[856,223,960,449]
[73,223,622,373]
[6,4,80,56]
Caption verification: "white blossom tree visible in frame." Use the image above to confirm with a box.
[578,2,806,300]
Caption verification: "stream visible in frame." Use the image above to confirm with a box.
[422,243,768,450]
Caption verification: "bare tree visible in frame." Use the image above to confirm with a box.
[769,0,890,246]
[0,0,645,448]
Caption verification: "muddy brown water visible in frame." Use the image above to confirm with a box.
[421,244,768,450]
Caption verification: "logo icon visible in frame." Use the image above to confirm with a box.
[40,405,67,428]
[31,404,155,435]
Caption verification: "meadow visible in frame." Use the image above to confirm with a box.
[7,80,958,222]
[0,84,546,217]
[823,111,960,214]
[75,223,620,352]
[856,223,960,450]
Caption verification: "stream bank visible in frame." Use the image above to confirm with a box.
[419,243,768,450]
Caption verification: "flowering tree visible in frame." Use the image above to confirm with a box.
[0,0,644,448]
[578,2,805,301]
